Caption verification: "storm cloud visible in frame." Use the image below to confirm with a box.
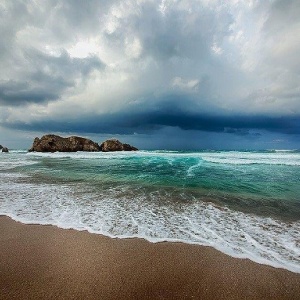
[0,0,300,149]
[6,101,300,136]
[0,49,104,106]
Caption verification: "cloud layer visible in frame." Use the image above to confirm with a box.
[0,0,300,148]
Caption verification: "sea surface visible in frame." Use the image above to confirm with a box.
[0,149,299,273]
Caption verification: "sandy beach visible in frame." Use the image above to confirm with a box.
[0,216,299,300]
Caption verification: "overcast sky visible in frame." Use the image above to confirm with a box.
[0,0,299,150]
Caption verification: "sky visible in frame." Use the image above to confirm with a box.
[0,0,300,150]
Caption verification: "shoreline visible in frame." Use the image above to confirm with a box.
[1,216,300,299]
[2,213,299,274]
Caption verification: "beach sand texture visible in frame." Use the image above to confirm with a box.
[0,216,299,300]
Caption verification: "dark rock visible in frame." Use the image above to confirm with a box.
[28,135,138,153]
[100,139,138,152]
[2,147,9,153]
[0,145,3,149]
[123,143,138,151]
[29,135,101,152]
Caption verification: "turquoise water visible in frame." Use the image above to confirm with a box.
[0,150,299,272]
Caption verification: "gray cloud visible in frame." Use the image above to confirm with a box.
[0,49,104,105]
[0,80,62,105]
[0,0,300,149]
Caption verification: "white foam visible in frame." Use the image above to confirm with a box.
[27,151,146,160]
[0,154,38,170]
[272,149,298,153]
[186,159,203,177]
[200,152,300,166]
[7,150,28,153]
[0,174,299,274]
[26,150,300,166]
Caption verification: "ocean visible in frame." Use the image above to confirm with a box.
[0,150,299,273]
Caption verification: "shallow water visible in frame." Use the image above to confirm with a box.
[0,150,299,273]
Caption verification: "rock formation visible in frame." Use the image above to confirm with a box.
[29,135,101,152]
[28,135,138,152]
[0,145,3,150]
[2,147,9,153]
[100,139,138,152]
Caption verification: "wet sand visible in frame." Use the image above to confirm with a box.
[0,216,299,299]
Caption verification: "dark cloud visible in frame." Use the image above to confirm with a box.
[3,99,300,137]
[0,80,62,105]
[0,0,106,107]
[0,50,104,106]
